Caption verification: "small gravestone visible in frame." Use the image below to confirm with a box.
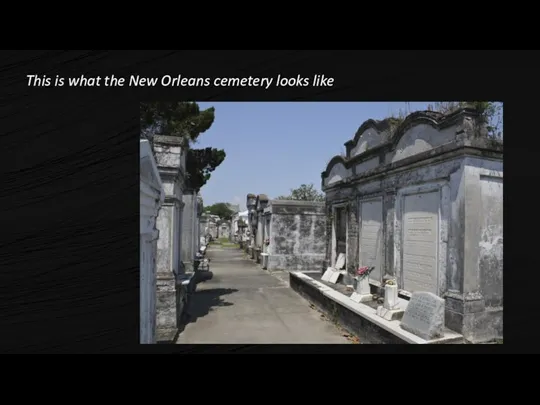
[327,270,341,284]
[400,292,445,340]
[321,253,346,283]
[321,267,334,282]
[321,267,342,284]
[335,253,346,270]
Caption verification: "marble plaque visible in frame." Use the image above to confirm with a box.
[402,191,439,294]
[400,291,445,340]
[359,199,383,283]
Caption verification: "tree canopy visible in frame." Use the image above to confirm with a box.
[204,203,235,220]
[276,183,325,202]
[140,101,226,191]
[140,101,215,142]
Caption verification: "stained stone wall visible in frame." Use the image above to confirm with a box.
[154,136,186,277]
[246,193,258,248]
[219,222,230,239]
[266,200,327,271]
[199,215,208,241]
[153,135,188,341]
[196,194,203,251]
[181,190,202,271]
[321,108,503,343]
[203,215,219,239]
[140,139,164,344]
[346,198,359,278]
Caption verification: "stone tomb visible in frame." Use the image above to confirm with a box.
[321,108,504,342]
[400,291,445,340]
[257,197,327,271]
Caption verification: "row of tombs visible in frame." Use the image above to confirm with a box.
[245,107,503,343]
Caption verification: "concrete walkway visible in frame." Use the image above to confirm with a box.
[176,246,350,344]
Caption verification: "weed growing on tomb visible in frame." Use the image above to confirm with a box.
[386,101,503,139]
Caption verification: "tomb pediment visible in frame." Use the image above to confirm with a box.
[321,156,351,187]
[321,108,500,190]
[345,118,394,158]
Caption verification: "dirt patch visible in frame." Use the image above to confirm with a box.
[309,303,360,344]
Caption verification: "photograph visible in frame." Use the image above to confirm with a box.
[139,101,503,345]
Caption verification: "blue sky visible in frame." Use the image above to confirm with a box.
[194,102,434,211]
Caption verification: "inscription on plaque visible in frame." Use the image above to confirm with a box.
[402,191,439,294]
[400,291,445,340]
[359,199,383,283]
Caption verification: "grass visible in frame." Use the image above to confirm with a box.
[208,237,239,249]
[222,243,239,248]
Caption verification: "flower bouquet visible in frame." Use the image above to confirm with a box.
[353,265,375,297]
[356,265,375,281]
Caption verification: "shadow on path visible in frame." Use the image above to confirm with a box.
[180,288,238,332]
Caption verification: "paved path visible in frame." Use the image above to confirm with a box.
[176,246,350,344]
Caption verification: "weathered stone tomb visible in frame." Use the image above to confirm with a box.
[153,135,192,342]
[140,139,164,344]
[246,194,326,271]
[321,108,503,343]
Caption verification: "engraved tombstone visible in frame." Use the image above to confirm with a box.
[402,191,439,295]
[359,199,382,283]
[400,291,445,340]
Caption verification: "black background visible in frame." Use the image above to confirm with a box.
[0,50,530,353]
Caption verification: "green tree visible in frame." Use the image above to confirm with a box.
[276,183,325,202]
[205,203,235,220]
[186,147,226,191]
[140,101,215,142]
[140,101,226,190]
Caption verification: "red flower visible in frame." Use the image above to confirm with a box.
[357,266,369,275]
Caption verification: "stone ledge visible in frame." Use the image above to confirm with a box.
[154,135,186,145]
[290,271,464,344]
[157,272,175,280]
